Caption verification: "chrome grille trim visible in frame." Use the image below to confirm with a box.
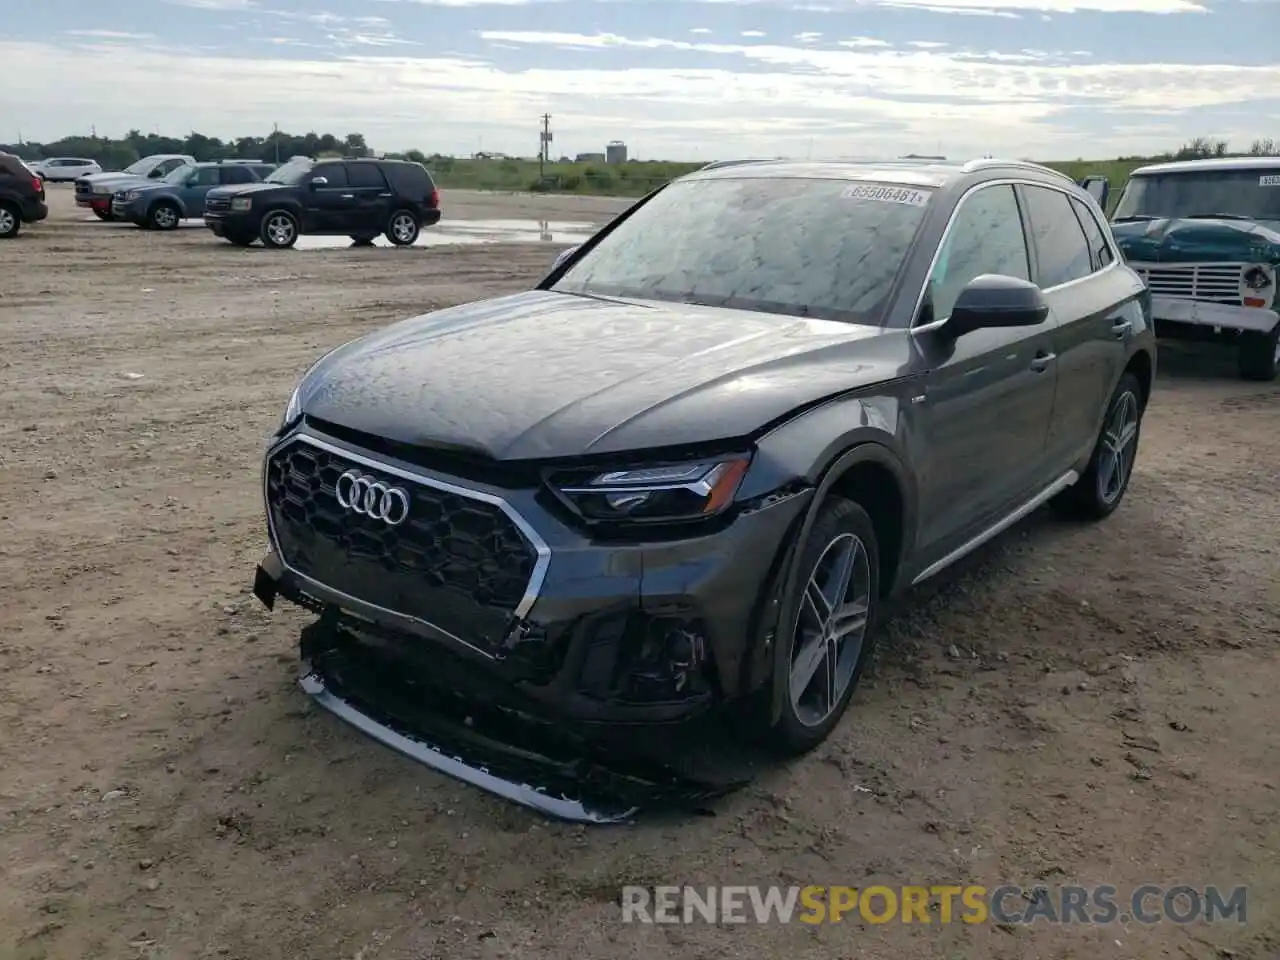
[1131,262,1245,306]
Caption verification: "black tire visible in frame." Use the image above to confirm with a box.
[762,496,881,756]
[1053,372,1144,521]
[259,210,299,249]
[148,200,181,231]
[385,209,420,246]
[0,202,21,239]
[225,231,255,247]
[93,208,114,222]
[1237,325,1280,382]
[349,233,378,247]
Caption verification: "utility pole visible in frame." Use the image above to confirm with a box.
[274,122,280,164]
[539,113,552,181]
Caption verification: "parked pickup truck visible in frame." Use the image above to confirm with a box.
[75,154,195,220]
[1080,157,1280,381]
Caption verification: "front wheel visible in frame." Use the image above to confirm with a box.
[260,210,299,249]
[1053,372,1144,521]
[93,208,114,222]
[763,496,880,755]
[385,209,420,246]
[224,231,255,247]
[1237,325,1280,382]
[149,201,181,231]
[349,233,378,247]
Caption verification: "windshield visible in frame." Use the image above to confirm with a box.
[164,164,196,184]
[1113,170,1280,222]
[122,158,155,175]
[266,157,315,184]
[552,177,933,325]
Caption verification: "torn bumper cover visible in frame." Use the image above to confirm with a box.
[252,444,809,821]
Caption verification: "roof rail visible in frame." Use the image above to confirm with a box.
[697,158,785,171]
[961,157,1074,182]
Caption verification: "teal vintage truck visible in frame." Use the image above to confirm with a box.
[1080,157,1280,381]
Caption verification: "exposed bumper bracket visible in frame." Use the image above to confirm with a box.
[299,665,641,825]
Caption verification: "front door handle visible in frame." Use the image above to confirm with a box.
[1111,318,1133,339]
[1030,351,1056,373]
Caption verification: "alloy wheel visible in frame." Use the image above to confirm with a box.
[391,213,417,243]
[152,205,178,229]
[265,213,296,247]
[787,532,872,727]
[0,207,16,237]
[1097,389,1140,505]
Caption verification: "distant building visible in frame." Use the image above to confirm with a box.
[575,152,605,163]
[606,141,628,164]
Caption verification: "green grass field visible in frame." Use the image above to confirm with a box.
[427,155,1152,205]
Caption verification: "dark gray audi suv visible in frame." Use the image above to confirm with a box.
[254,157,1155,822]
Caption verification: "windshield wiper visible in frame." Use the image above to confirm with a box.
[1112,215,1156,222]
[1183,212,1252,221]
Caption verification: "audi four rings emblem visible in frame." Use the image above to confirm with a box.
[334,470,412,526]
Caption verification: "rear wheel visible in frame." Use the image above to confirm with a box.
[349,233,378,247]
[762,496,880,755]
[92,208,113,222]
[225,231,255,247]
[0,203,21,239]
[1237,324,1280,382]
[385,209,420,246]
[149,200,181,231]
[260,210,299,249]
[1053,372,1144,521]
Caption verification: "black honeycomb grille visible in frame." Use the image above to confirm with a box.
[265,439,538,652]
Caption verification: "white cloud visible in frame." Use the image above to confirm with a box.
[65,29,157,40]
[793,31,823,41]
[5,33,1279,162]
[741,30,767,36]
[906,40,948,47]
[163,0,256,9]
[690,27,713,33]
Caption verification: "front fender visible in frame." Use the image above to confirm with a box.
[735,389,920,720]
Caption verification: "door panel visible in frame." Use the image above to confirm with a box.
[344,163,393,232]
[1019,185,1129,470]
[304,163,353,232]
[913,183,1059,555]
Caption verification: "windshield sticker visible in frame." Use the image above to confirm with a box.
[842,184,932,206]
[1260,175,1280,187]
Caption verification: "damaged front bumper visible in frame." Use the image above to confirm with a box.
[253,427,811,821]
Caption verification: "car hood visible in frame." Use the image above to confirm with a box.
[206,182,291,200]
[296,290,906,461]
[1111,216,1280,264]
[80,172,151,190]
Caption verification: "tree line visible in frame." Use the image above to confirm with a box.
[1,128,1276,174]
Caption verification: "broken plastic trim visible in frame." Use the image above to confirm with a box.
[299,665,641,824]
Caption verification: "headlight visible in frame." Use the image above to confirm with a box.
[124,191,140,201]
[550,456,751,524]
[1241,264,1275,309]
[231,197,252,212]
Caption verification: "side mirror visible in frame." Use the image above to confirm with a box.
[945,275,1049,338]
[1078,175,1110,210]
[552,244,579,271]
[309,176,328,189]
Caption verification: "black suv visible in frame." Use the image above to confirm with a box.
[252,158,1156,822]
[0,153,48,239]
[203,156,441,249]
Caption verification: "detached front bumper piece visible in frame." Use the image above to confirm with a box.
[256,562,749,824]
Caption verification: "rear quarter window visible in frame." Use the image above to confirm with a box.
[384,162,434,197]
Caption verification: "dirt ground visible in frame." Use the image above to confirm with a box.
[1,186,1277,960]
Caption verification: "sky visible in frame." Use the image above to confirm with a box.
[2,0,1279,161]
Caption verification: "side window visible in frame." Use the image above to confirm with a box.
[220,165,254,185]
[192,166,220,186]
[346,163,387,189]
[313,163,348,187]
[1069,196,1114,271]
[929,184,1030,321]
[1021,185,1094,287]
[164,158,187,174]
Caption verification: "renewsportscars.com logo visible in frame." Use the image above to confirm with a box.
[620,884,1248,926]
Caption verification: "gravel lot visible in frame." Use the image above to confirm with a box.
[2,186,1277,960]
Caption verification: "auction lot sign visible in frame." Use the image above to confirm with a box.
[620,884,1248,926]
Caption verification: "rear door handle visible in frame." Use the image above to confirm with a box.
[1111,319,1133,339]
[341,193,354,199]
[1030,351,1056,373]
